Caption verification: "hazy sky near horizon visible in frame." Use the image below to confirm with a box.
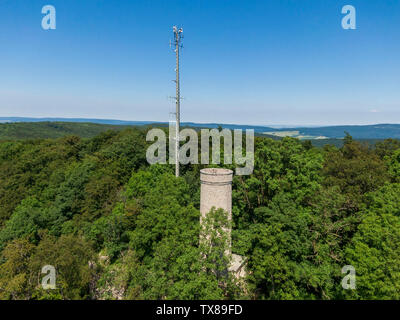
[0,0,399,126]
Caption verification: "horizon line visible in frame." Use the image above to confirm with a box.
[0,116,399,129]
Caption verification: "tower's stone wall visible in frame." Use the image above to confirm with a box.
[199,168,246,280]
[200,168,233,220]
[200,168,233,252]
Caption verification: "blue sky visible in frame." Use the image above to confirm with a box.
[0,0,399,126]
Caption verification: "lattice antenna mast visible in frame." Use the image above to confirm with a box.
[172,26,183,177]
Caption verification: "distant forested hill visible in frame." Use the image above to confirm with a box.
[0,122,136,140]
[0,122,394,149]
[285,124,400,139]
[2,117,400,139]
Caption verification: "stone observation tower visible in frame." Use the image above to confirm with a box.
[200,168,245,278]
[200,168,233,247]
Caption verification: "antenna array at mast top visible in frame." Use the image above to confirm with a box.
[173,26,183,40]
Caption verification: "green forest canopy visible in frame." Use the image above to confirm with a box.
[0,125,399,300]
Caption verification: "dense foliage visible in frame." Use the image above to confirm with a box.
[0,126,399,300]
